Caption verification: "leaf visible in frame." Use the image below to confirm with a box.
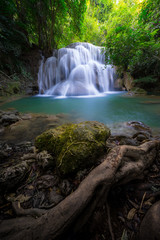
[4,209,13,216]
[27,185,34,190]
[5,193,31,203]
[121,229,128,240]
[127,208,137,220]
[14,194,31,203]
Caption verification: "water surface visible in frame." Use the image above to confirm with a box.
[1,93,160,131]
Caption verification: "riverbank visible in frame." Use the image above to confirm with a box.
[0,110,160,240]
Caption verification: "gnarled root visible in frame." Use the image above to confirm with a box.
[12,201,47,218]
[0,140,159,240]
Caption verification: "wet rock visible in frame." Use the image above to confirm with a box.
[35,121,110,176]
[33,191,46,208]
[139,200,160,240]
[36,175,59,190]
[26,84,39,95]
[107,135,139,148]
[127,121,152,135]
[59,179,73,196]
[36,151,54,169]
[0,161,31,192]
[15,141,34,152]
[0,111,20,127]
[48,190,63,206]
[133,132,151,142]
[0,150,8,162]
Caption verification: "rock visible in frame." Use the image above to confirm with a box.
[48,190,63,206]
[35,121,110,176]
[0,111,20,127]
[139,200,160,240]
[36,175,59,190]
[130,87,147,95]
[16,141,34,152]
[127,121,152,135]
[26,84,39,95]
[0,150,8,163]
[114,78,124,91]
[133,132,151,142]
[59,179,73,196]
[0,161,30,192]
[2,114,20,126]
[36,151,54,169]
[107,135,139,147]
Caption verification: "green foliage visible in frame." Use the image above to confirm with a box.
[1,0,159,91]
[0,0,87,75]
[133,75,159,90]
[104,0,160,84]
[0,0,28,72]
[134,76,157,83]
[0,0,87,70]
[81,10,103,46]
[90,0,114,23]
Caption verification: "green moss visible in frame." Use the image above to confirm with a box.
[7,82,21,94]
[35,121,110,176]
[131,87,147,95]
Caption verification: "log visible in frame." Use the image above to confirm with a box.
[0,140,159,240]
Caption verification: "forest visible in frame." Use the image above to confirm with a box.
[0,1,160,240]
[0,0,160,90]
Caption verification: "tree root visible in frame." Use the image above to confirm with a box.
[106,201,115,240]
[0,140,159,240]
[12,202,47,218]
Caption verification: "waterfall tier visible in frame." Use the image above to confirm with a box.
[38,42,115,96]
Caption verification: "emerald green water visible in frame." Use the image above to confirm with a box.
[1,93,160,130]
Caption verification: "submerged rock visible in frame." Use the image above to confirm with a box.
[35,121,110,176]
[127,121,151,132]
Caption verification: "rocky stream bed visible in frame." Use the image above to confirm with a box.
[0,110,160,240]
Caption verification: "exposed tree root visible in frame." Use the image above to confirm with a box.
[12,202,47,218]
[0,140,159,240]
[106,201,115,240]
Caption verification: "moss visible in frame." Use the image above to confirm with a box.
[7,82,21,94]
[35,121,110,176]
[131,87,147,95]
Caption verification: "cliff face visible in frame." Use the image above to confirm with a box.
[0,46,41,96]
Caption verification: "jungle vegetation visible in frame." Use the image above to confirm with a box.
[0,0,160,87]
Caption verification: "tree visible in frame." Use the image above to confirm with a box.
[0,140,159,239]
[0,0,87,72]
[104,0,160,83]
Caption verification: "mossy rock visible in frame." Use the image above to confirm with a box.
[7,82,21,94]
[35,121,110,176]
[131,87,147,95]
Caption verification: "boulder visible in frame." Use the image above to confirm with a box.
[35,121,110,176]
[26,84,39,95]
[139,200,160,240]
[0,110,20,127]
[127,121,152,135]
[0,161,31,192]
[130,87,147,95]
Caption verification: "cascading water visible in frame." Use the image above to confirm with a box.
[38,42,115,96]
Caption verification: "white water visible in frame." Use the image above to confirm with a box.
[38,42,115,96]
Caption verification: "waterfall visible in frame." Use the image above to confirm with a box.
[38,42,115,96]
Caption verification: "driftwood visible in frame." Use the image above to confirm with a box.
[0,140,159,240]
